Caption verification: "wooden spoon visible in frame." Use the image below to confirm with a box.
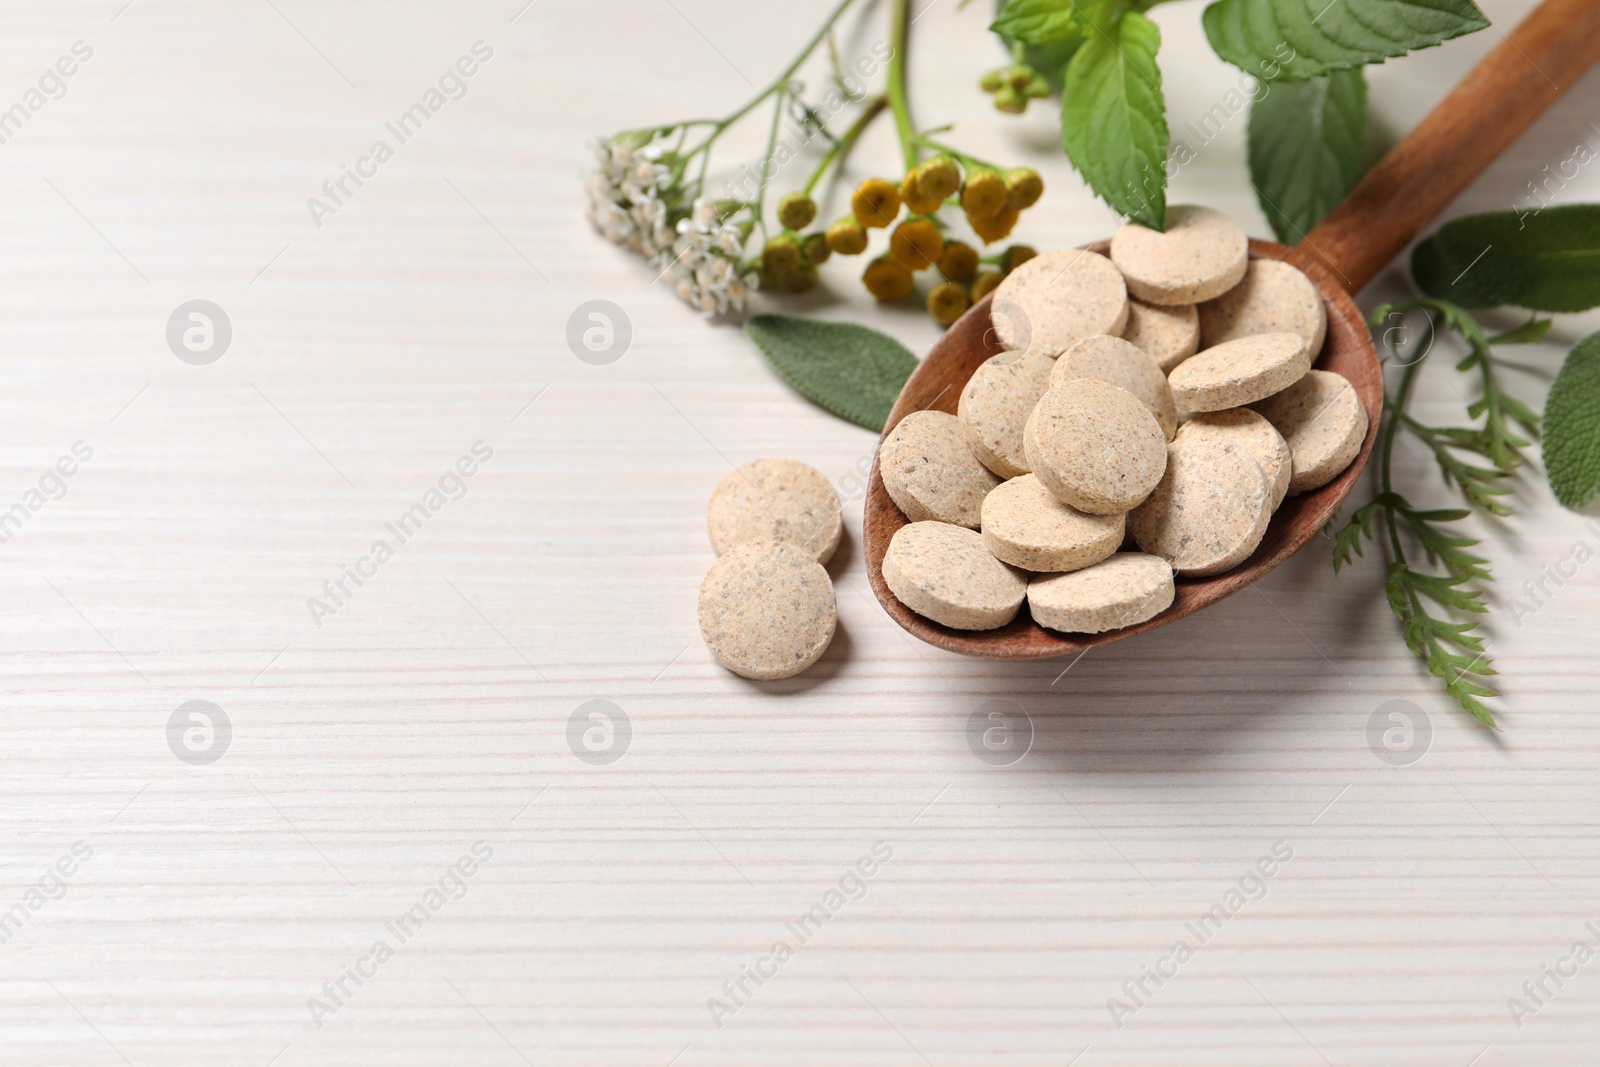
[864,0,1600,659]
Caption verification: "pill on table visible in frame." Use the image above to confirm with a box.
[1027,553,1175,634]
[1168,332,1310,413]
[698,540,836,680]
[1023,379,1167,515]
[878,410,1001,529]
[1198,258,1327,356]
[1051,334,1178,440]
[1250,369,1368,493]
[1129,434,1273,576]
[707,458,842,564]
[882,521,1027,630]
[979,473,1124,573]
[958,348,1056,478]
[1110,205,1249,305]
[1174,408,1293,510]
[1122,298,1200,373]
[990,249,1129,358]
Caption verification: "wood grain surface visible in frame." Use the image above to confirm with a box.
[3,2,1600,1065]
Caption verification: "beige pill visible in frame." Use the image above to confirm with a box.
[1175,409,1293,510]
[1023,379,1167,515]
[1250,369,1368,493]
[1027,553,1175,634]
[958,349,1055,478]
[1129,435,1273,576]
[991,249,1129,358]
[1168,332,1310,413]
[707,458,842,564]
[1122,298,1200,373]
[1051,334,1178,440]
[980,473,1124,573]
[882,521,1026,630]
[878,410,1001,529]
[1198,259,1327,356]
[1110,205,1249,305]
[698,540,836,680]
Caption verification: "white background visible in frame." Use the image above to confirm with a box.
[3,0,1599,1063]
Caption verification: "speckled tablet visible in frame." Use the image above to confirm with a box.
[1175,409,1293,510]
[1110,205,1249,305]
[1198,258,1327,356]
[1128,434,1273,576]
[1027,553,1175,634]
[1051,334,1178,440]
[1122,298,1200,373]
[1250,369,1368,493]
[990,249,1129,358]
[1167,332,1310,413]
[1023,379,1167,515]
[979,473,1124,573]
[707,458,842,564]
[878,410,1001,529]
[958,349,1055,478]
[882,521,1026,630]
[698,540,836,680]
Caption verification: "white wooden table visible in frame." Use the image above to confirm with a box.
[4,1,1599,1063]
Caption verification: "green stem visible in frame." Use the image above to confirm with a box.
[1380,314,1433,562]
[682,0,860,158]
[887,0,917,172]
[804,95,889,195]
[912,134,1003,172]
[754,89,787,241]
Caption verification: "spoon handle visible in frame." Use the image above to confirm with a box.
[1298,0,1600,294]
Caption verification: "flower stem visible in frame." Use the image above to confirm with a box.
[887,0,917,172]
[803,95,888,195]
[912,134,1003,172]
[754,88,787,241]
[683,0,860,158]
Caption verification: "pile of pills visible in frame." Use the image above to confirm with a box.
[879,205,1366,634]
[698,459,841,680]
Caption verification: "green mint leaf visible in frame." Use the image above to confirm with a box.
[1246,68,1366,242]
[1061,9,1167,229]
[1203,0,1488,82]
[745,314,917,432]
[1542,331,1600,508]
[1412,205,1600,312]
[991,0,1081,43]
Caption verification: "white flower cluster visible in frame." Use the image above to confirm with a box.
[663,199,759,317]
[585,134,756,317]
[584,135,679,259]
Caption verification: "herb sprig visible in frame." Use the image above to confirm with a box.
[1336,205,1600,728]
[1335,301,1532,727]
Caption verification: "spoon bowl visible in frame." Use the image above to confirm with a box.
[862,239,1382,659]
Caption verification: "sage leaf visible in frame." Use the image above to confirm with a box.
[1247,68,1367,242]
[1543,331,1600,509]
[1412,205,1600,312]
[745,314,917,432]
[1203,0,1488,82]
[991,0,1081,43]
[1062,9,1167,230]
[1487,317,1553,346]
